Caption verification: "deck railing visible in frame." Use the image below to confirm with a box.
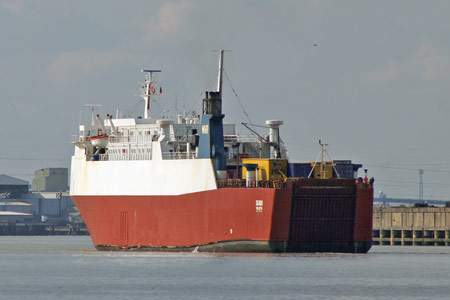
[162,152,196,160]
[87,151,197,161]
[217,179,287,189]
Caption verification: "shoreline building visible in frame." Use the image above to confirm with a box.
[32,168,68,192]
[0,169,86,235]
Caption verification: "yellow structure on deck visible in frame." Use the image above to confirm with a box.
[311,162,334,179]
[241,158,287,181]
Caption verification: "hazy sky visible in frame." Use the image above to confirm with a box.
[1,0,450,200]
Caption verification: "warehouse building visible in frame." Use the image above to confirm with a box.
[0,174,29,199]
[32,168,68,192]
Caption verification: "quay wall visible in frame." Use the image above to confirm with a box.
[0,223,88,236]
[373,207,450,246]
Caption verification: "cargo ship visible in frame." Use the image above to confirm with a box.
[70,51,373,253]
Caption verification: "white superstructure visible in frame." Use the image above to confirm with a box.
[70,114,286,195]
[70,54,288,197]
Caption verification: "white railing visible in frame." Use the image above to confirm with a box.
[88,151,197,161]
[89,152,153,161]
[109,153,153,161]
[73,133,249,145]
[237,134,263,143]
[162,152,196,160]
[108,135,155,144]
[72,135,87,143]
[73,135,155,145]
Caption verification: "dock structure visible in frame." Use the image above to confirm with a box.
[0,223,88,236]
[373,207,450,246]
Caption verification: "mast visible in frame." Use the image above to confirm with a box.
[217,49,224,96]
[141,69,161,119]
[83,104,102,126]
[198,50,227,181]
[319,140,328,179]
[308,140,340,178]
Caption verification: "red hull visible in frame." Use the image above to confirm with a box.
[72,179,373,253]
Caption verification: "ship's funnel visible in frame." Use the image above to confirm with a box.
[198,51,227,178]
[198,92,226,171]
[203,91,222,115]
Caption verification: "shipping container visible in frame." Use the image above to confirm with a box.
[333,161,362,179]
[287,163,312,178]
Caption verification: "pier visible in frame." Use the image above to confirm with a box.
[0,222,89,236]
[373,207,450,246]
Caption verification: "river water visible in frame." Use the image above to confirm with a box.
[0,236,449,300]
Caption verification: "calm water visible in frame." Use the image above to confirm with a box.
[0,236,449,300]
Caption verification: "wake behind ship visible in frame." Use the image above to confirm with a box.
[70,51,374,253]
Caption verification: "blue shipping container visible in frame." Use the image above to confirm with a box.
[288,163,312,178]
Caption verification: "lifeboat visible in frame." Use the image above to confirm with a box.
[90,135,109,148]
